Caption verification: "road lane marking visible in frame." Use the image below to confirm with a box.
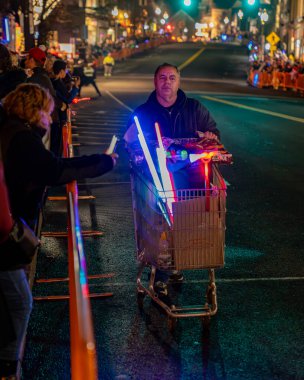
[105,90,134,112]
[201,95,304,124]
[178,47,206,71]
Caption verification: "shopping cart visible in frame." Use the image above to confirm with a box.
[131,157,227,331]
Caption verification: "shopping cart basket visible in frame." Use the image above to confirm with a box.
[131,162,227,330]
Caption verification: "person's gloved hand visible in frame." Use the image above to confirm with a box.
[197,130,219,142]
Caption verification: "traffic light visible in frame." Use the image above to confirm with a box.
[244,0,258,15]
[184,0,191,6]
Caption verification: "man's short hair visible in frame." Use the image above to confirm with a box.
[53,59,67,75]
[154,63,180,78]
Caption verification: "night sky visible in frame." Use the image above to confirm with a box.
[165,0,236,19]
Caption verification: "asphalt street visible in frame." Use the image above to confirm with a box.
[23,42,304,380]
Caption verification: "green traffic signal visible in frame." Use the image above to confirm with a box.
[247,0,256,5]
[184,0,191,6]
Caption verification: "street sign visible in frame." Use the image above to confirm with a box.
[266,32,280,45]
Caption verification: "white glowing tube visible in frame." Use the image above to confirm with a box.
[155,122,164,150]
[105,135,118,154]
[154,122,175,215]
[189,152,210,163]
[134,116,164,198]
[156,148,174,216]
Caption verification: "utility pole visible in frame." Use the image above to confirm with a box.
[22,0,35,50]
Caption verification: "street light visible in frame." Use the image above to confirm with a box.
[260,9,269,24]
[259,9,269,60]
[111,6,119,41]
[237,9,244,20]
[155,7,161,15]
[111,6,118,17]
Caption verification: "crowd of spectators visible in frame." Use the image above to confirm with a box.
[249,54,304,77]
[0,43,118,378]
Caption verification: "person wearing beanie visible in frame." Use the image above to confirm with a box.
[25,47,53,93]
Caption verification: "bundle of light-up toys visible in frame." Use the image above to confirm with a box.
[133,116,232,225]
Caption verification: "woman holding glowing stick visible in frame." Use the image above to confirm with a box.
[0,84,118,377]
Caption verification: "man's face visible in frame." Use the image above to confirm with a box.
[154,66,180,106]
[59,69,67,79]
[25,55,35,69]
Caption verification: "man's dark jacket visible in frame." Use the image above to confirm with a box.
[127,89,220,140]
[26,67,55,96]
[0,116,114,270]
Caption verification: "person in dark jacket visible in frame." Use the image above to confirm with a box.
[25,47,53,94]
[124,63,220,293]
[50,59,80,155]
[124,62,220,143]
[0,43,27,100]
[51,60,80,112]
[0,83,117,377]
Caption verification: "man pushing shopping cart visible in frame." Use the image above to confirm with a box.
[124,63,232,330]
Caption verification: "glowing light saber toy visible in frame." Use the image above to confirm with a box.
[72,97,91,104]
[105,135,118,154]
[189,151,216,163]
[134,116,164,200]
[155,122,175,217]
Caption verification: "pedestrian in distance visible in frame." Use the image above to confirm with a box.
[79,61,102,97]
[103,52,115,77]
[0,83,118,378]
[124,62,220,295]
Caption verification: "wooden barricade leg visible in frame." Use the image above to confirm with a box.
[34,274,115,301]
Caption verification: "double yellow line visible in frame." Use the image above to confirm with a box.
[178,47,206,71]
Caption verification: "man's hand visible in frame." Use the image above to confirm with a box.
[74,77,81,88]
[61,103,67,111]
[197,131,219,142]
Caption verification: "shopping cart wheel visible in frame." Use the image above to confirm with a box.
[167,316,177,332]
[137,291,146,309]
